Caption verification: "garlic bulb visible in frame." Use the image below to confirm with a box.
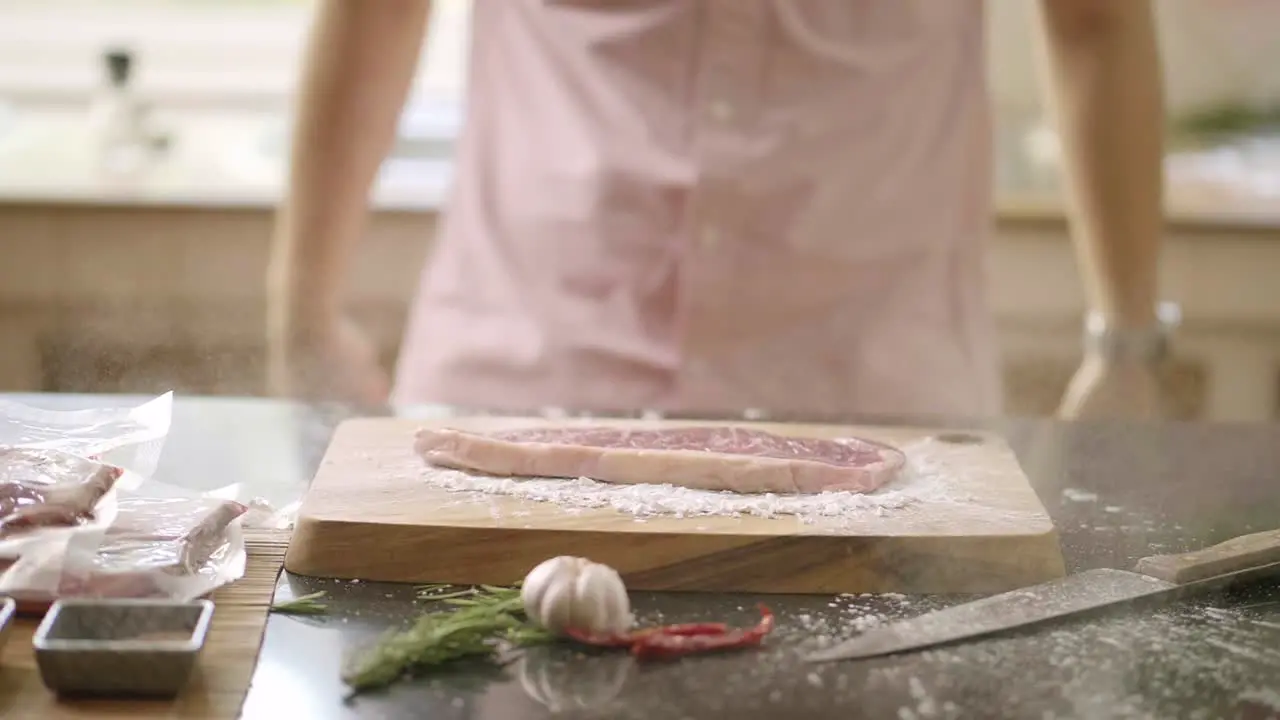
[521,556,633,636]
[515,651,634,712]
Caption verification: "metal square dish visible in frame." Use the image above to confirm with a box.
[0,596,15,655]
[32,598,215,697]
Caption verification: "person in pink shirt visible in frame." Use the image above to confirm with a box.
[267,1,1168,421]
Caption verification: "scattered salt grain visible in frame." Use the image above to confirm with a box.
[1061,488,1099,502]
[1240,688,1280,711]
[907,676,939,718]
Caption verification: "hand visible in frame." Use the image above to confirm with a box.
[267,314,392,408]
[1056,354,1162,421]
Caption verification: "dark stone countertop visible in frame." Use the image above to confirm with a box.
[3,394,1279,719]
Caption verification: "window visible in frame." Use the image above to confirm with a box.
[0,0,472,107]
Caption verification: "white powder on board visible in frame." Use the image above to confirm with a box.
[418,437,984,526]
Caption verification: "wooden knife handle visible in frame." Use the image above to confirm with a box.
[1134,528,1280,584]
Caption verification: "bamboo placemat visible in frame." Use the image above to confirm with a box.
[0,529,290,719]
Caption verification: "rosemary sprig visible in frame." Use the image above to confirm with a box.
[415,583,520,602]
[343,584,553,694]
[272,590,329,615]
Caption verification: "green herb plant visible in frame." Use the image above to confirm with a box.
[342,583,554,695]
[271,590,329,615]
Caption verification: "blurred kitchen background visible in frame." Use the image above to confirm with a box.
[0,0,1278,421]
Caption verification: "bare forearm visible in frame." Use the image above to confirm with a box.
[269,0,431,326]
[1037,0,1164,328]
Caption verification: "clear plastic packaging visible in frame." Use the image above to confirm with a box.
[0,393,173,552]
[0,494,249,615]
[0,447,123,542]
[202,482,300,530]
[0,392,173,481]
[0,392,248,613]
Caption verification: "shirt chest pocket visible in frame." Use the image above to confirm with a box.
[772,0,972,70]
[536,0,676,12]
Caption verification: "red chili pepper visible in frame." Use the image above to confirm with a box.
[631,605,774,660]
[563,621,729,647]
[642,622,731,637]
[564,605,774,661]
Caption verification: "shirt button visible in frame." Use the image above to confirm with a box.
[699,226,720,250]
[708,100,734,122]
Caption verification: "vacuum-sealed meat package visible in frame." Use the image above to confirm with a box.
[0,392,173,481]
[0,447,123,541]
[0,392,248,615]
[91,496,248,575]
[0,495,249,615]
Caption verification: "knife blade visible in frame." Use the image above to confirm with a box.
[806,527,1280,663]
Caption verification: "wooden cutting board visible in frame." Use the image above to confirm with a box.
[285,417,1066,594]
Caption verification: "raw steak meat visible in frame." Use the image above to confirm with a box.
[414,425,906,494]
[0,447,122,539]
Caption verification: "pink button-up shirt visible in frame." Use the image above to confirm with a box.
[393,0,1003,418]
